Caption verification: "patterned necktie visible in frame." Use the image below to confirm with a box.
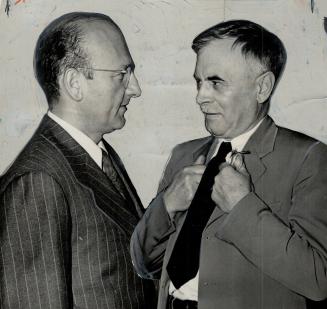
[167,141,232,289]
[101,149,128,199]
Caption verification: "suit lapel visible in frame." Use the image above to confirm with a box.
[243,153,266,184]
[243,116,278,184]
[206,116,278,227]
[192,136,215,162]
[102,138,144,218]
[82,157,139,235]
[41,115,139,236]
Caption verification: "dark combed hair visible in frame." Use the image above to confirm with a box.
[192,20,287,84]
[33,12,118,106]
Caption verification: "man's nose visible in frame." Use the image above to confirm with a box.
[196,82,212,105]
[126,72,142,98]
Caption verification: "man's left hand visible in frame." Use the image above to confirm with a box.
[211,153,251,213]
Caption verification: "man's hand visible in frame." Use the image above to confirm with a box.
[211,153,251,213]
[163,155,206,218]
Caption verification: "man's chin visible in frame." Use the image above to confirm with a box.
[205,119,226,137]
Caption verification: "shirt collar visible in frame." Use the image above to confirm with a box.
[229,117,265,151]
[207,117,265,162]
[47,111,104,168]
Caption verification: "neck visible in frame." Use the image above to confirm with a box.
[233,104,268,139]
[50,106,103,144]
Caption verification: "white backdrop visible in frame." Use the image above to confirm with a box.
[1,0,327,205]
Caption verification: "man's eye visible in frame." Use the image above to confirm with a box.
[195,80,202,89]
[211,80,223,89]
[114,71,126,80]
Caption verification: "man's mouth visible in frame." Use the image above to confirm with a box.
[202,111,222,116]
[200,107,220,115]
[120,102,129,108]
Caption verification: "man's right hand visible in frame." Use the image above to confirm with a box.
[163,155,206,218]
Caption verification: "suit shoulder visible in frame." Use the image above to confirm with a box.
[0,169,63,197]
[276,125,324,149]
[275,125,327,162]
[1,133,67,188]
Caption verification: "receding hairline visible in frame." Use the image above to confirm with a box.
[44,12,125,51]
[196,37,269,75]
[80,18,125,45]
[33,12,127,105]
[79,16,123,36]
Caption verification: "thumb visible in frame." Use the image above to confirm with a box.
[194,154,206,165]
[219,162,229,171]
[230,153,249,176]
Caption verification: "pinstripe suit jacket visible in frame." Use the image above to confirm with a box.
[0,115,156,309]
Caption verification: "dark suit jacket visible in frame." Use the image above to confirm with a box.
[131,117,327,309]
[0,115,156,309]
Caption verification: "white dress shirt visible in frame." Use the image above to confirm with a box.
[169,118,265,301]
[47,111,106,168]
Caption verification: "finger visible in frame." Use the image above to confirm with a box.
[183,172,204,192]
[211,189,217,202]
[219,162,230,171]
[236,163,249,176]
[231,154,249,176]
[194,154,206,165]
[187,173,204,186]
[225,151,233,165]
[184,165,206,175]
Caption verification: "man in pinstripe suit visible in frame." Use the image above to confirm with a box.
[0,12,156,308]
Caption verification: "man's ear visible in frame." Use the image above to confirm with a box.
[256,71,275,104]
[62,68,84,101]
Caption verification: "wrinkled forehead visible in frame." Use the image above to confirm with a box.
[194,38,264,78]
[82,20,133,68]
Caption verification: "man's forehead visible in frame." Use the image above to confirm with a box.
[82,21,133,67]
[194,38,263,77]
[83,21,124,49]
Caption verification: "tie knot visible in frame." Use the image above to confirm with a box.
[205,141,232,173]
[219,141,232,155]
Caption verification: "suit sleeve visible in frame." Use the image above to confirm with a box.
[216,142,327,301]
[131,151,179,280]
[0,172,72,309]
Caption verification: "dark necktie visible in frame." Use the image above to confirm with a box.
[166,141,232,289]
[101,149,128,199]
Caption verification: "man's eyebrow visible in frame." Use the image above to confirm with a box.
[193,74,225,82]
[207,75,224,82]
[193,73,200,80]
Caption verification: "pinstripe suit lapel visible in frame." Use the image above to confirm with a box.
[41,115,139,235]
[102,139,144,218]
[82,157,139,235]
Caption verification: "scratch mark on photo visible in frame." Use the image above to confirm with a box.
[5,0,10,16]
[311,0,315,13]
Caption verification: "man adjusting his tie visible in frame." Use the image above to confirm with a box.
[131,20,327,309]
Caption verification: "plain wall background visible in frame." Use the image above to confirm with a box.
[1,0,327,205]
